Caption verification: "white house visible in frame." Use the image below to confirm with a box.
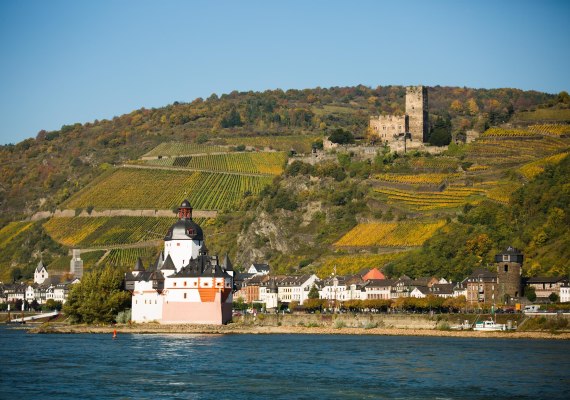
[560,285,570,303]
[363,279,394,300]
[248,263,270,276]
[34,261,48,284]
[277,274,319,305]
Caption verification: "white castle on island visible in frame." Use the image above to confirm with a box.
[125,200,234,324]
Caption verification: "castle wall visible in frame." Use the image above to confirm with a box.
[406,86,428,142]
[132,281,164,322]
[162,292,232,324]
[370,115,407,144]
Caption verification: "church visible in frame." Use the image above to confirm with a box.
[125,200,234,324]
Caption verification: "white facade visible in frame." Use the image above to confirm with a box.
[164,239,202,270]
[410,287,427,298]
[132,280,163,322]
[34,262,48,284]
[561,286,570,303]
[363,281,392,300]
[278,275,318,304]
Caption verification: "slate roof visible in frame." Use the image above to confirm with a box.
[159,254,176,271]
[251,263,270,273]
[468,268,497,282]
[365,279,396,288]
[172,250,231,278]
[526,276,568,284]
[164,218,204,241]
[430,283,454,295]
[35,260,46,273]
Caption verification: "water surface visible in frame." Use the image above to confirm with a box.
[0,326,568,399]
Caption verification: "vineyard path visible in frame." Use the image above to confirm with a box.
[71,239,163,255]
[31,208,218,221]
[122,163,276,177]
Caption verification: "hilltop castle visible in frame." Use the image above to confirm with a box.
[125,200,234,324]
[370,85,429,147]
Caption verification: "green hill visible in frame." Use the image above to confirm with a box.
[1,85,569,282]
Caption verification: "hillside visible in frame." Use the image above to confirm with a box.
[1,85,569,282]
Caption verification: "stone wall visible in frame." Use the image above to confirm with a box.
[369,114,407,144]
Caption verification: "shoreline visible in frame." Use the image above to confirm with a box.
[26,322,570,340]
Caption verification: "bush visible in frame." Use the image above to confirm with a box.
[116,309,131,324]
[334,319,346,329]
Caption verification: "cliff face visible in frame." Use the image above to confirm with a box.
[236,209,305,267]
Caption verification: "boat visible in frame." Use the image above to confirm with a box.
[473,319,509,331]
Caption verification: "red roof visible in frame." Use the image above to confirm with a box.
[363,268,386,281]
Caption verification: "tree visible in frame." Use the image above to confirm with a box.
[328,128,354,145]
[308,284,320,299]
[549,292,559,303]
[64,265,131,324]
[525,286,537,302]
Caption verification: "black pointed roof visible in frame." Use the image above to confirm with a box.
[35,260,46,273]
[160,254,176,271]
[134,257,145,272]
[221,253,234,271]
[172,251,230,278]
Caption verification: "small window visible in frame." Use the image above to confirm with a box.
[184,293,187,299]
[173,282,177,287]
[194,282,198,286]
[184,281,187,287]
[504,265,508,272]
[502,255,509,262]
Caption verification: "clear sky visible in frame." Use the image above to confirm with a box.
[0,0,569,145]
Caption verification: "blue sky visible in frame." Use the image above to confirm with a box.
[0,0,569,145]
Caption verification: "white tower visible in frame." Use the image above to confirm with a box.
[163,200,204,271]
[70,249,83,279]
[34,260,49,284]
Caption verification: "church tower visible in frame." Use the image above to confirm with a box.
[70,249,83,279]
[405,86,429,142]
[163,200,204,270]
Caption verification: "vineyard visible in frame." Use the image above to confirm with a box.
[103,247,162,271]
[373,186,486,211]
[62,168,273,211]
[316,252,406,277]
[334,220,446,248]
[142,151,287,175]
[481,127,540,138]
[43,216,191,247]
[518,152,569,180]
[403,157,460,173]
[47,250,106,273]
[223,135,319,154]
[466,136,570,166]
[527,124,570,136]
[374,173,462,186]
[0,221,33,248]
[485,183,521,204]
[143,142,228,157]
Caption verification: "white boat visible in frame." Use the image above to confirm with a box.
[473,319,509,331]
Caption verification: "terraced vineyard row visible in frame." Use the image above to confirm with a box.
[0,221,33,248]
[466,136,570,166]
[223,135,319,154]
[481,127,540,137]
[528,124,570,136]
[335,220,446,248]
[373,186,486,211]
[143,142,228,157]
[405,157,460,172]
[519,152,569,180]
[104,247,162,270]
[374,173,462,185]
[143,151,287,175]
[317,252,406,277]
[43,216,195,247]
[62,168,273,211]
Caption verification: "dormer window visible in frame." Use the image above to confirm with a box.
[187,229,194,235]
[503,255,509,262]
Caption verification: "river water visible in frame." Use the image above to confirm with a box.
[0,326,568,399]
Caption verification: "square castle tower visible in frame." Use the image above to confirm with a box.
[370,85,429,144]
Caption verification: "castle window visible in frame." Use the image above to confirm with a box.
[184,293,187,299]
[184,281,187,287]
[173,282,177,287]
[504,265,508,272]
[194,282,198,286]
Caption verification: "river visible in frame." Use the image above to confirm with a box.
[0,326,568,399]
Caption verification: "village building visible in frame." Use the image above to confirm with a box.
[525,277,569,300]
[34,261,48,284]
[247,263,270,276]
[560,285,570,303]
[363,279,394,300]
[126,200,234,324]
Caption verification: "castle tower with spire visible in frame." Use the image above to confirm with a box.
[128,200,234,324]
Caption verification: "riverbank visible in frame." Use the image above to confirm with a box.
[27,321,570,340]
